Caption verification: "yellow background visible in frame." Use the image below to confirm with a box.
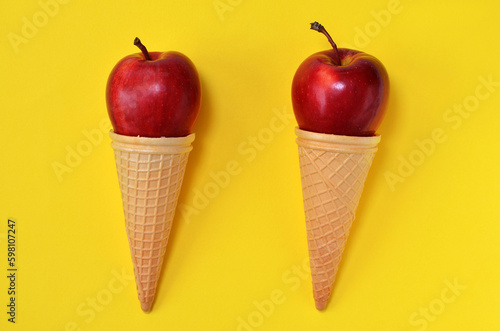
[1,0,499,330]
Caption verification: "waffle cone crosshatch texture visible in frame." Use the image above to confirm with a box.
[109,131,195,312]
[295,128,380,310]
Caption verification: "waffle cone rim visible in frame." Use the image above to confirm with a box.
[295,127,380,153]
[109,130,195,154]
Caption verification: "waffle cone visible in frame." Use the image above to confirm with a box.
[110,131,194,312]
[295,128,380,311]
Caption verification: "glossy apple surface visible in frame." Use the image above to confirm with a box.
[292,48,389,136]
[107,50,201,137]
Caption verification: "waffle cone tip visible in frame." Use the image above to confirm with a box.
[315,300,327,311]
[141,300,153,312]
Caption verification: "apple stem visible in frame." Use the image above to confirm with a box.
[310,22,341,66]
[134,37,152,61]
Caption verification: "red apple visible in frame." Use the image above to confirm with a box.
[292,22,389,136]
[106,38,201,138]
